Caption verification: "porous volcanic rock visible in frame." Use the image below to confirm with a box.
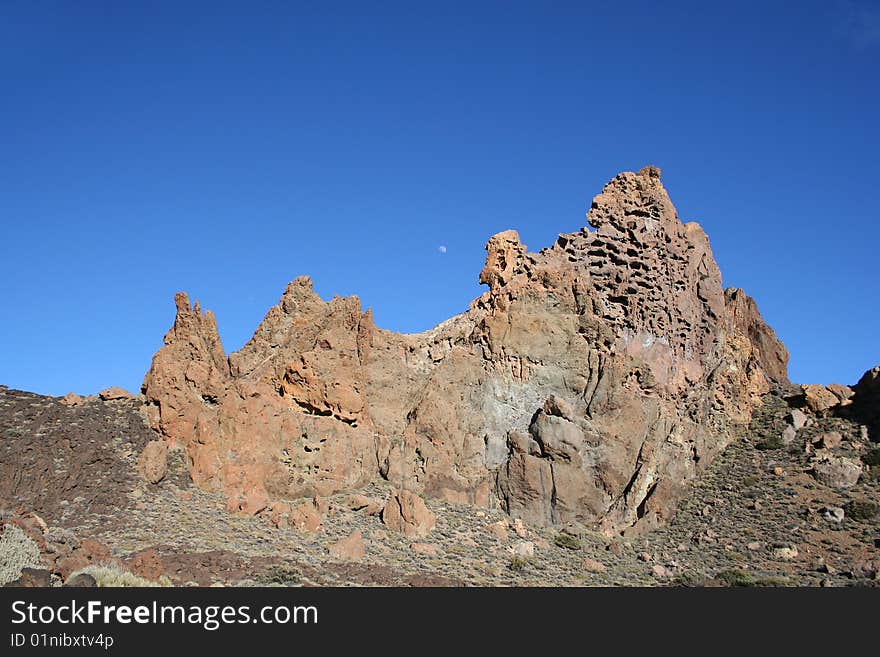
[141,167,788,534]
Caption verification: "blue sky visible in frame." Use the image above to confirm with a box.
[1,1,878,396]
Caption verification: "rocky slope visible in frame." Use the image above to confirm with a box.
[2,382,877,587]
[141,166,788,535]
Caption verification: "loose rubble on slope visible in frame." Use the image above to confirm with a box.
[1,381,878,587]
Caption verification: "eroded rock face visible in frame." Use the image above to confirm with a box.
[381,490,437,539]
[141,167,789,534]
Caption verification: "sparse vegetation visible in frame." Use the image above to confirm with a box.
[672,571,709,587]
[753,575,792,587]
[844,499,879,521]
[554,533,582,550]
[1,384,877,588]
[716,568,757,587]
[715,568,791,587]
[263,565,301,586]
[755,435,784,451]
[509,556,529,571]
[68,563,170,587]
[0,524,43,585]
[862,447,880,467]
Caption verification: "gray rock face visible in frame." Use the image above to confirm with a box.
[142,167,789,535]
[812,456,862,489]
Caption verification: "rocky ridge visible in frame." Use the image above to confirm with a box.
[141,166,788,535]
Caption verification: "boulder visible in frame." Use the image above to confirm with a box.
[812,456,862,489]
[63,573,97,587]
[125,548,164,582]
[344,494,383,515]
[54,539,112,580]
[98,386,134,401]
[287,501,324,533]
[813,431,843,450]
[328,530,365,561]
[789,409,808,430]
[59,392,85,407]
[137,441,168,484]
[802,384,840,415]
[513,541,535,558]
[381,490,436,539]
[410,542,440,556]
[4,567,52,588]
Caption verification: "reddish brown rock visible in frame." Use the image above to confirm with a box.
[827,383,854,405]
[98,386,135,401]
[802,384,840,415]
[59,392,85,407]
[328,530,365,561]
[137,440,168,484]
[410,542,440,556]
[141,167,788,534]
[286,500,323,533]
[126,548,164,582]
[55,539,112,580]
[343,494,383,516]
[381,490,436,539]
[488,520,509,541]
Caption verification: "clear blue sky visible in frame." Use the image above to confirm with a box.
[1,1,878,396]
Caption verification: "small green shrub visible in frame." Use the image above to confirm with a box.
[845,499,879,521]
[554,533,582,550]
[716,568,757,587]
[862,447,880,467]
[754,575,792,587]
[755,435,784,451]
[0,524,43,585]
[509,556,529,571]
[672,571,709,587]
[742,475,761,487]
[717,568,792,587]
[263,565,300,586]
[68,564,170,587]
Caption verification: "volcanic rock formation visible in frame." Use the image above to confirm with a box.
[142,167,789,534]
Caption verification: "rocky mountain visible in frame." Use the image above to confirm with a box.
[141,166,788,535]
[3,166,878,588]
